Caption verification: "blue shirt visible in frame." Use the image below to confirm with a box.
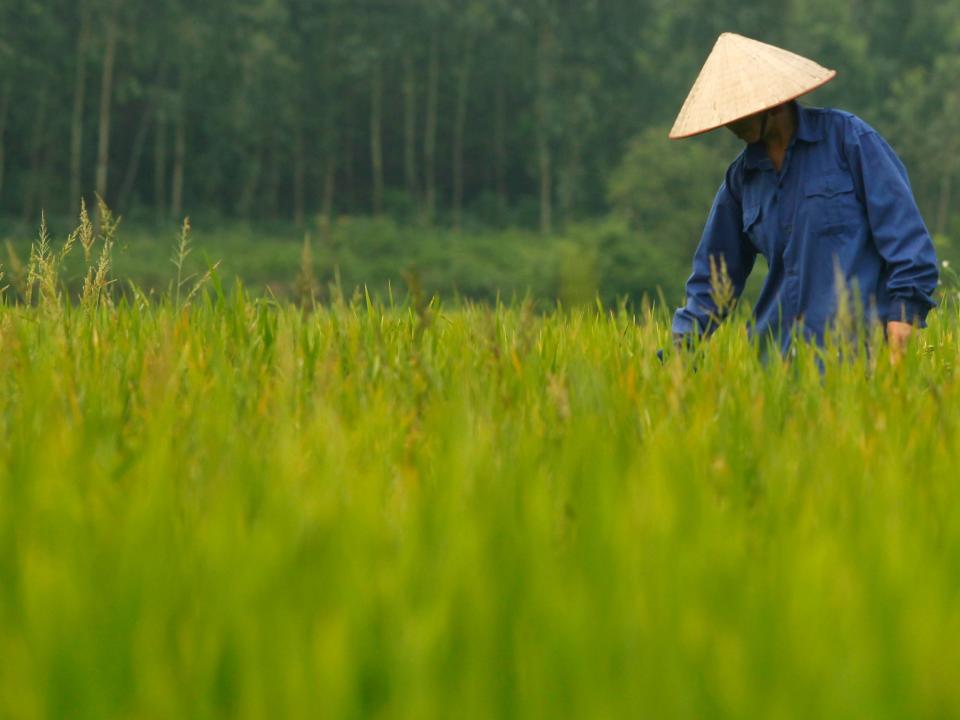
[672,102,939,350]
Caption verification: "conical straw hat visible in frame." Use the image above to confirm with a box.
[669,33,836,139]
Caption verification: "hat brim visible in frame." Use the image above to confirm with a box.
[668,70,837,140]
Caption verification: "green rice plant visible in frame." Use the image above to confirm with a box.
[76,198,97,264]
[25,212,56,306]
[0,213,957,718]
[171,216,192,308]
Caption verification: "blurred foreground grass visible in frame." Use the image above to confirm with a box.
[0,213,959,718]
[1,286,959,718]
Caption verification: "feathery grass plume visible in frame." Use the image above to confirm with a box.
[126,279,151,312]
[26,212,59,306]
[81,220,115,310]
[77,198,96,264]
[832,257,852,336]
[78,196,121,308]
[708,253,735,319]
[25,211,49,301]
[60,225,78,265]
[24,207,93,309]
[171,217,192,308]
[826,256,865,364]
[183,259,222,307]
[95,194,121,246]
[81,236,113,309]
[165,217,220,309]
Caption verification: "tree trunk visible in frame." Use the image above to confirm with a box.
[423,32,439,223]
[452,38,473,232]
[322,153,336,227]
[95,8,118,211]
[235,147,262,220]
[38,127,55,216]
[537,134,552,236]
[117,97,157,212]
[293,121,305,225]
[494,71,507,212]
[319,14,337,225]
[535,24,555,236]
[344,107,355,211]
[266,131,280,220]
[0,79,11,205]
[370,59,384,216]
[70,3,91,214]
[154,105,167,221]
[22,87,49,223]
[559,134,582,229]
[402,50,418,202]
[170,91,185,218]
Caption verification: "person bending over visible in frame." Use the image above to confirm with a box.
[669,33,938,361]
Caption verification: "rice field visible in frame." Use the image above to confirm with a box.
[1,218,959,718]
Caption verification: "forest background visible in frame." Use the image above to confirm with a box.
[1,0,958,305]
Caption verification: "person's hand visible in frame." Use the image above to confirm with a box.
[886,320,913,365]
[657,334,693,364]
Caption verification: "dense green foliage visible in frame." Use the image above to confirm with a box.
[1,225,960,718]
[2,214,703,307]
[2,0,960,236]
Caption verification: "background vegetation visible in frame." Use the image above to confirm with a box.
[1,1,959,302]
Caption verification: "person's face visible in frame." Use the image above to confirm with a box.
[725,112,765,143]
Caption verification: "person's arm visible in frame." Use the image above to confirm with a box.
[672,177,757,343]
[846,128,939,355]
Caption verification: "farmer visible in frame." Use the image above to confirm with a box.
[669,33,938,358]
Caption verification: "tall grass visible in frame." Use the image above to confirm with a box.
[0,212,958,718]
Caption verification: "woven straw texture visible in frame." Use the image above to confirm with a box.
[669,33,836,139]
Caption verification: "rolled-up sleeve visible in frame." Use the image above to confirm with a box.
[847,129,939,325]
[672,179,757,337]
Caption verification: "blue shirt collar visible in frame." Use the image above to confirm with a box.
[744,102,822,169]
[793,102,822,143]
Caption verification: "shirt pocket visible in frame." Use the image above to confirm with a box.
[804,171,859,236]
[742,204,765,255]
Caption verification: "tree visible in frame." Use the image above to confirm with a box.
[69,0,92,212]
[94,0,120,215]
[0,0,954,237]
